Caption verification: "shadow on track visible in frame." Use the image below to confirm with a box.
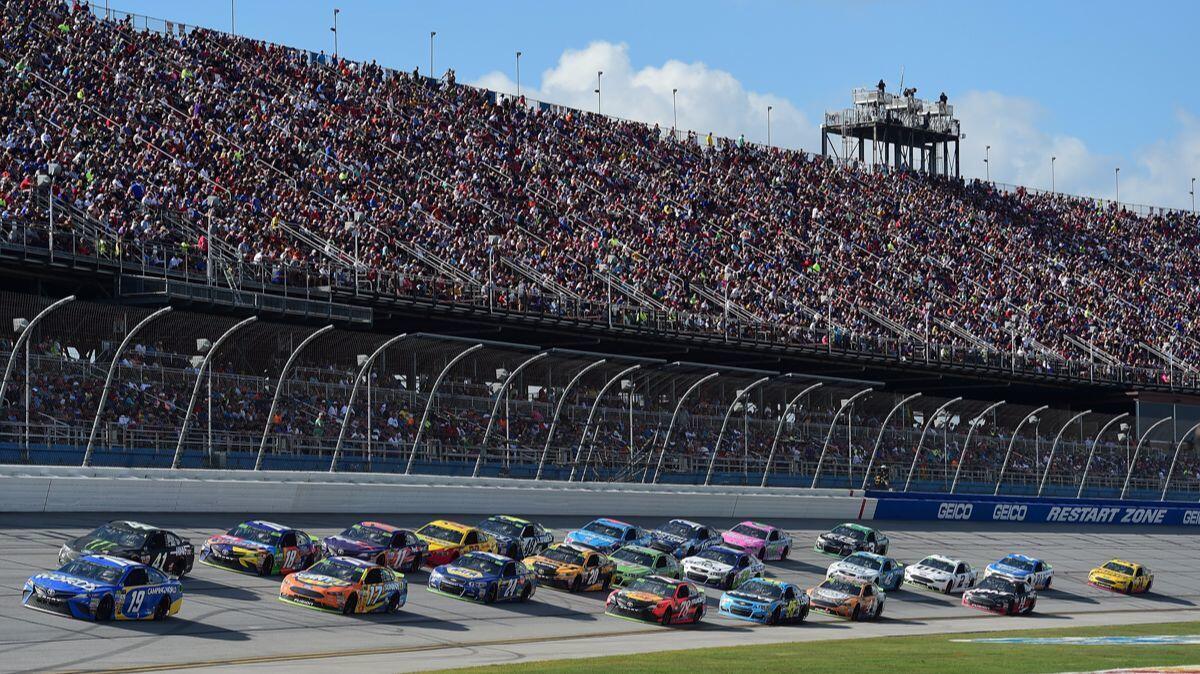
[1039,588,1100,604]
[183,578,261,602]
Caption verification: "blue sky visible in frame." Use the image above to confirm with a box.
[100,1,1200,209]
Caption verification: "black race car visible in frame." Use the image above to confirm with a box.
[962,575,1037,615]
[58,521,195,577]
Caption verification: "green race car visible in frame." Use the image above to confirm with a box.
[609,544,681,587]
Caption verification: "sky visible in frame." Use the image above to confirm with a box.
[102,0,1200,210]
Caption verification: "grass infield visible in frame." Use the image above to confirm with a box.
[443,620,1200,673]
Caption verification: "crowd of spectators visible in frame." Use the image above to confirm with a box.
[2,1,1199,385]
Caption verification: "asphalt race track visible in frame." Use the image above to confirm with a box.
[2,513,1198,673]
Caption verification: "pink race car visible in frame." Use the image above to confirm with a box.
[720,522,792,561]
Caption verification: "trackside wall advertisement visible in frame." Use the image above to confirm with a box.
[868,491,1200,527]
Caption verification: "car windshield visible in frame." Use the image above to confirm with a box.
[58,558,124,584]
[541,546,585,565]
[582,521,625,538]
[1103,561,1135,575]
[611,548,656,567]
[305,559,362,582]
[830,525,866,541]
[340,524,391,545]
[654,521,696,538]
[844,554,882,570]
[978,576,1017,593]
[418,524,465,545]
[626,578,674,596]
[697,548,740,566]
[480,518,525,538]
[997,556,1036,572]
[454,555,505,575]
[819,578,861,595]
[228,523,281,545]
[88,523,147,549]
[734,579,783,600]
[730,524,767,539]
[920,557,956,572]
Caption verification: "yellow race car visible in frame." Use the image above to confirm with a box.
[415,520,497,568]
[524,543,615,592]
[1088,559,1153,594]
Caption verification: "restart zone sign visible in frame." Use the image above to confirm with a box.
[869,491,1200,527]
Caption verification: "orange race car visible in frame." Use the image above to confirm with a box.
[806,577,886,621]
[279,556,407,615]
[415,520,497,567]
[524,543,616,592]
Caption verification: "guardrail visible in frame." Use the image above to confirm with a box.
[0,466,877,518]
[870,490,1200,527]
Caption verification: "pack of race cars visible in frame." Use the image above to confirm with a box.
[23,518,1155,625]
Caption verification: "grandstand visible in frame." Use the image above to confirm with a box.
[1,1,1199,500]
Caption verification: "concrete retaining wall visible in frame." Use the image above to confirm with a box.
[0,466,876,519]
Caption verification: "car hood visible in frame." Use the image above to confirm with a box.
[67,535,136,556]
[615,590,665,604]
[440,566,496,582]
[419,537,463,553]
[614,561,653,575]
[965,588,1014,603]
[321,536,383,556]
[908,565,952,579]
[811,588,852,603]
[722,533,765,549]
[818,533,859,546]
[988,563,1032,578]
[206,535,275,553]
[831,563,880,580]
[290,572,353,589]
[1090,569,1131,582]
[684,558,733,574]
[723,590,778,605]
[565,530,620,548]
[28,571,113,595]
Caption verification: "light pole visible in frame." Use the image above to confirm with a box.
[205,194,219,286]
[1115,167,1120,203]
[984,145,990,182]
[767,105,773,147]
[594,70,602,114]
[430,31,436,77]
[1051,156,1056,193]
[671,88,678,138]
[515,51,522,98]
[331,8,339,60]
[1190,177,1195,214]
[230,0,235,35]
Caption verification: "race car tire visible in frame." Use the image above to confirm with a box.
[570,575,582,593]
[520,583,532,602]
[781,546,790,561]
[376,553,389,567]
[1044,577,1052,590]
[879,544,888,555]
[1026,600,1036,614]
[168,558,185,578]
[342,593,357,615]
[799,605,809,623]
[695,604,706,623]
[723,574,735,591]
[406,554,423,572]
[1006,600,1016,616]
[153,596,170,621]
[258,555,274,577]
[95,595,114,622]
[875,602,883,620]
[387,593,401,613]
[943,581,953,595]
[851,605,861,621]
[601,573,612,591]
[484,585,498,604]
[1146,579,1153,593]
[662,607,674,625]
[768,607,781,625]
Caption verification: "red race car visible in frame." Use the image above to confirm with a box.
[605,575,706,625]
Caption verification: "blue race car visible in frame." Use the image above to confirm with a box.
[985,553,1054,590]
[23,554,183,621]
[719,578,810,625]
[564,518,650,554]
[646,519,723,559]
[427,551,537,604]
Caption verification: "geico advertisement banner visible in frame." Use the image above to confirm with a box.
[872,495,1200,526]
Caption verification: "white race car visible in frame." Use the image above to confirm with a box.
[681,545,765,590]
[903,555,977,594]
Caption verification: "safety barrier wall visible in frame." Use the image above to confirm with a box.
[0,466,877,519]
[870,490,1200,527]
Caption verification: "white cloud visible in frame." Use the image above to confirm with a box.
[473,41,816,151]
[956,91,1200,210]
